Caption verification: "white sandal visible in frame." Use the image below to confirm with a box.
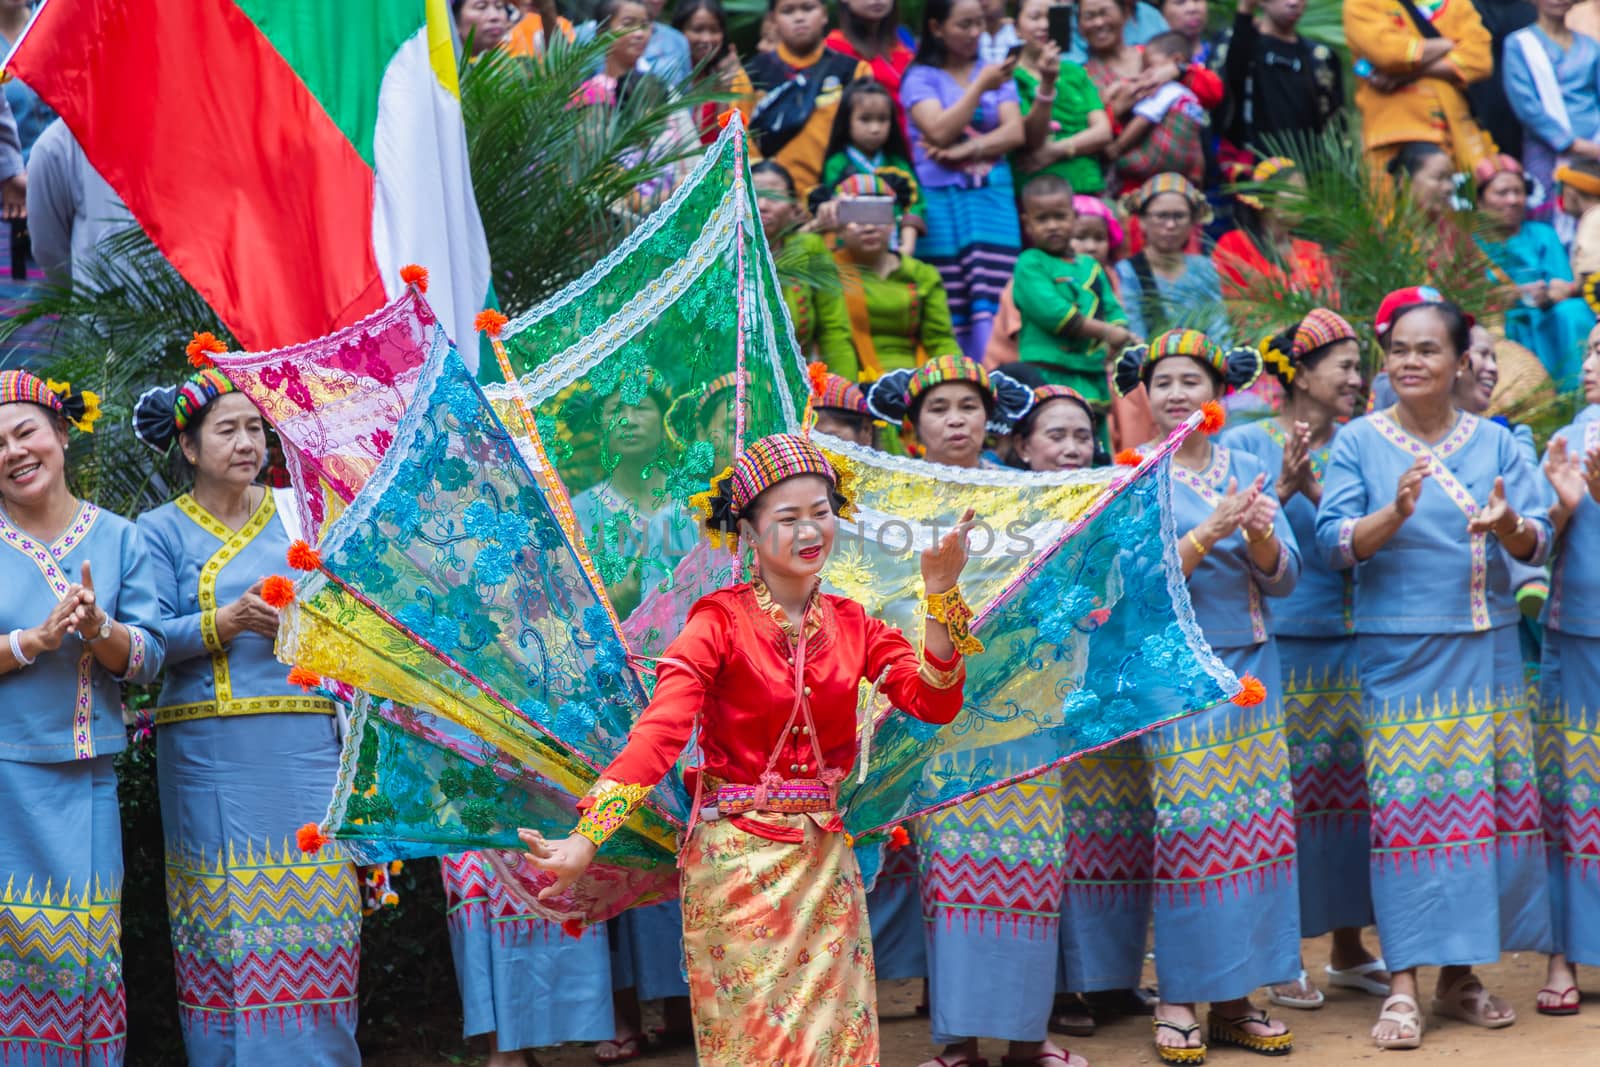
[1431,972,1516,1029]
[1326,958,1391,997]
[1267,969,1326,1009]
[1373,993,1423,1050]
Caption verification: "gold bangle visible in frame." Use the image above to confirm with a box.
[924,586,985,656]
[1241,527,1275,545]
[1187,531,1209,556]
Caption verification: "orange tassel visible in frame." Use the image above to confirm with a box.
[1199,400,1225,435]
[807,361,829,397]
[474,309,509,338]
[399,263,429,293]
[717,109,736,129]
[296,823,329,853]
[287,666,321,691]
[888,825,910,850]
[185,331,226,369]
[1232,674,1266,707]
[286,540,321,571]
[1114,449,1143,466]
[260,574,295,609]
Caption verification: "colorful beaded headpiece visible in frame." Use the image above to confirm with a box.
[690,432,855,547]
[1033,384,1092,409]
[907,355,990,404]
[664,371,739,448]
[0,369,100,433]
[174,367,238,431]
[806,362,868,413]
[1114,328,1263,398]
[1125,172,1211,223]
[1261,309,1357,385]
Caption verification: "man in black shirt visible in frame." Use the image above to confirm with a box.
[1211,0,1344,154]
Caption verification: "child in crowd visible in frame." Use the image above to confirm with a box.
[1070,194,1125,284]
[1011,174,1135,446]
[1559,159,1600,293]
[819,78,926,254]
[1104,31,1207,192]
[977,0,1021,62]
[747,0,872,198]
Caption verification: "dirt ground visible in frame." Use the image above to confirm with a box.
[368,933,1598,1066]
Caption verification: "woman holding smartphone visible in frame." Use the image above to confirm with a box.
[1014,0,1112,196]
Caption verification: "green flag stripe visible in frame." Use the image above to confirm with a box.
[233,0,424,169]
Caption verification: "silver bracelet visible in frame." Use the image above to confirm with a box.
[8,629,34,667]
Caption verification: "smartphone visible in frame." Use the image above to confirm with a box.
[1005,41,1026,62]
[1048,3,1076,51]
[836,196,897,227]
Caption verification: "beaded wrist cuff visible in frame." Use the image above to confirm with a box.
[574,780,652,847]
[924,586,984,656]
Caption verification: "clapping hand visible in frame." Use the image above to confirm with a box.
[921,507,977,594]
[1204,474,1266,542]
[65,562,108,639]
[1545,437,1590,513]
[1466,476,1516,537]
[1276,420,1314,502]
[28,589,85,655]
[1393,458,1430,519]
[1241,488,1279,543]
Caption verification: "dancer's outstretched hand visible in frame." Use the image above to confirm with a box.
[517,829,599,901]
[921,507,976,594]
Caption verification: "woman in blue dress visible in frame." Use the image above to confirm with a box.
[133,369,361,1066]
[1535,322,1600,1017]
[1316,295,1553,1050]
[865,358,1075,1067]
[0,370,165,1067]
[1223,310,1389,1009]
[1106,329,1301,1064]
[1475,158,1596,393]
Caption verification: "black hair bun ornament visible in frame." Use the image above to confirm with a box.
[864,368,917,424]
[132,385,181,453]
[1259,328,1297,388]
[988,370,1035,433]
[1113,344,1151,398]
[1221,345,1265,394]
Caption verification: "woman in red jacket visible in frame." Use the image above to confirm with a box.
[520,433,978,1067]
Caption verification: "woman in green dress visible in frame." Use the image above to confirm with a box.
[1013,0,1111,196]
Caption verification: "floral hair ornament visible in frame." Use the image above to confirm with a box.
[1071,195,1125,252]
[1113,328,1262,398]
[1123,172,1212,225]
[688,432,855,548]
[0,369,100,433]
[1233,156,1296,211]
[185,331,227,369]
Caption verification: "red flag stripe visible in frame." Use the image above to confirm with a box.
[8,0,386,350]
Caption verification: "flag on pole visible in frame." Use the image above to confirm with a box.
[4,0,491,355]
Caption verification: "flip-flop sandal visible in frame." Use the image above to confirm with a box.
[1049,995,1097,1037]
[1325,958,1391,997]
[1207,1008,1293,1056]
[1000,1049,1080,1067]
[1152,1018,1207,1064]
[1430,972,1516,1029]
[594,1033,643,1064]
[1373,993,1423,1050]
[1266,969,1326,1010]
[1535,985,1581,1017]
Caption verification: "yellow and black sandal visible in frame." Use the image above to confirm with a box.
[1207,1008,1293,1056]
[1152,1018,1207,1064]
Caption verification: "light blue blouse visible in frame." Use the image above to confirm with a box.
[0,502,165,762]
[137,491,333,725]
[1543,404,1600,638]
[1171,444,1301,648]
[1502,25,1600,157]
[1115,255,1232,346]
[1224,419,1350,638]
[1316,411,1553,634]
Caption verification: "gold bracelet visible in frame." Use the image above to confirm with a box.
[573,780,652,847]
[1241,527,1275,546]
[924,586,985,656]
[1187,531,1209,556]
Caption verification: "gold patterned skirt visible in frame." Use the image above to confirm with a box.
[679,811,878,1067]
